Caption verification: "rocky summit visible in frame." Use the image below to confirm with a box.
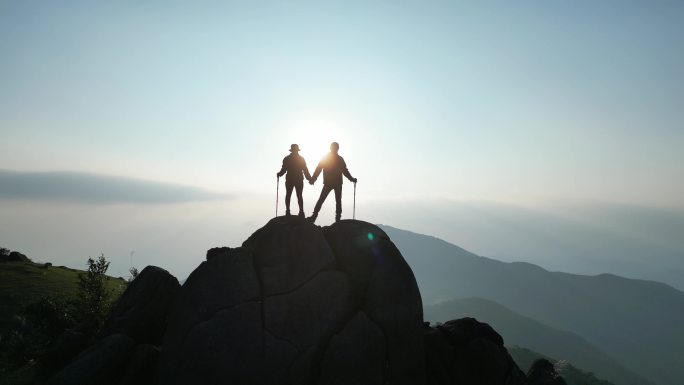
[160,216,425,385]
[46,217,552,385]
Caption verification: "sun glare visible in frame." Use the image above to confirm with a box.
[290,118,347,163]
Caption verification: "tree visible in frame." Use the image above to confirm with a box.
[128,267,139,282]
[75,254,112,335]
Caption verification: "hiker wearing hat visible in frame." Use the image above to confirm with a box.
[277,144,312,217]
[309,142,357,223]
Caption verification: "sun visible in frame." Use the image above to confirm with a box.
[290,118,345,163]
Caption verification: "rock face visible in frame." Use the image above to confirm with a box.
[158,216,426,385]
[119,344,160,385]
[39,329,90,376]
[424,317,527,385]
[527,359,568,385]
[47,217,537,385]
[98,266,180,345]
[47,333,135,385]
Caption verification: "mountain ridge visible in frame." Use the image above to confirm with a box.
[379,224,684,385]
[378,224,682,294]
[425,297,649,385]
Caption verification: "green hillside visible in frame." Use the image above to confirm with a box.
[0,261,126,332]
[1,259,127,384]
[509,346,616,385]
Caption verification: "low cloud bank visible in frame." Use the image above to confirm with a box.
[0,170,231,204]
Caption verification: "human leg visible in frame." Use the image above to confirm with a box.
[284,181,294,215]
[295,181,304,216]
[333,185,342,221]
[311,184,333,222]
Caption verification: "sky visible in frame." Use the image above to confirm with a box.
[1,1,683,287]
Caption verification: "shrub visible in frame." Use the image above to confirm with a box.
[0,297,78,369]
[24,297,77,341]
[74,254,113,336]
[128,267,139,282]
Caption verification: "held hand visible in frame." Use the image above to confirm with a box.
[309,179,315,185]
[352,177,358,183]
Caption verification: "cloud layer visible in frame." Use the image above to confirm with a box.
[0,170,231,204]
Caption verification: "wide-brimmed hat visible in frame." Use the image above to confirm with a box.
[289,144,300,152]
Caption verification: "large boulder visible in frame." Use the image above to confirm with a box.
[424,317,527,385]
[39,329,90,377]
[158,216,426,385]
[46,333,135,385]
[321,220,425,383]
[119,344,160,385]
[98,265,180,345]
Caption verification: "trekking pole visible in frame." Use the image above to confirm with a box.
[353,181,357,220]
[275,176,280,217]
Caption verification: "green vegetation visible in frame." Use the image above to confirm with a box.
[509,346,616,385]
[0,260,125,333]
[0,252,126,382]
[74,255,117,335]
[128,266,139,282]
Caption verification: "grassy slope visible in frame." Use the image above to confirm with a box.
[509,346,616,385]
[0,261,127,384]
[0,261,127,331]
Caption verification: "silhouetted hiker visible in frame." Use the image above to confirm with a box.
[277,144,312,217]
[309,142,357,223]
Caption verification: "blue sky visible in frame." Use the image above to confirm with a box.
[1,1,682,285]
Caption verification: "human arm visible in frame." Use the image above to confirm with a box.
[341,158,357,183]
[343,168,356,183]
[276,157,287,178]
[310,160,322,184]
[301,157,312,182]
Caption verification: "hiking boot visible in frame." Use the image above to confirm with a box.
[285,209,291,216]
[308,213,318,223]
[298,211,305,218]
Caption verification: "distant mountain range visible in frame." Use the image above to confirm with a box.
[380,224,684,385]
[425,297,649,385]
[508,346,617,385]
